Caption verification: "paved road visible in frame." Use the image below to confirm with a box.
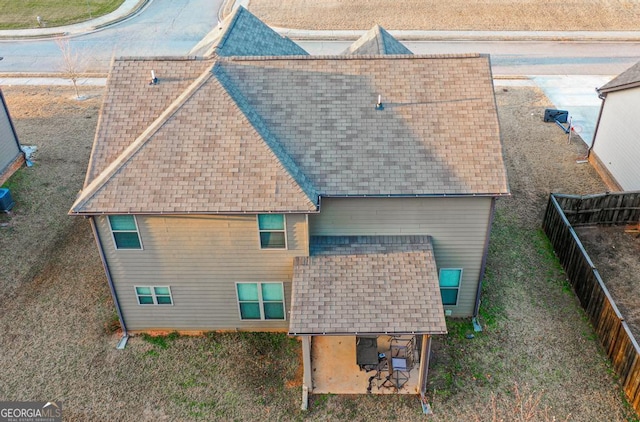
[0,0,221,73]
[298,40,640,76]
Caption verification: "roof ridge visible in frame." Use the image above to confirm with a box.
[222,53,481,61]
[212,62,319,207]
[70,67,215,213]
[215,5,243,52]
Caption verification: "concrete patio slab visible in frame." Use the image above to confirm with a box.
[311,335,421,395]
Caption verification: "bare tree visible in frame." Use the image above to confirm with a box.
[55,38,84,99]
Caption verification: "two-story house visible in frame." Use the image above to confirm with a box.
[70,7,509,403]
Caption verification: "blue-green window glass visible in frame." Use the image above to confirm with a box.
[154,287,173,305]
[136,286,173,305]
[237,283,285,320]
[237,283,261,319]
[240,303,261,319]
[262,283,285,319]
[136,287,154,305]
[258,214,284,230]
[109,215,142,249]
[439,269,462,306]
[237,283,259,301]
[261,283,283,301]
[264,303,285,319]
[257,215,286,249]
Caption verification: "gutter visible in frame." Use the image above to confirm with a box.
[89,216,129,348]
[319,192,511,199]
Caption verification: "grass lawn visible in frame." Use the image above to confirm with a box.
[0,86,638,420]
[0,0,125,30]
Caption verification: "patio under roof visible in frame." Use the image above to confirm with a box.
[289,236,448,336]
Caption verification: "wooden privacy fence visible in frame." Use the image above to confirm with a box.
[552,191,640,226]
[543,192,640,415]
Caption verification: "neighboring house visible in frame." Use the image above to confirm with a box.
[0,88,24,186]
[70,7,509,403]
[590,61,640,190]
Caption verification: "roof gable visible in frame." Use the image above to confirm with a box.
[85,58,214,185]
[205,6,308,58]
[599,61,640,94]
[343,25,412,55]
[71,65,317,214]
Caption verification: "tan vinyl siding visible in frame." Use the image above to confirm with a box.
[593,87,640,190]
[96,214,308,331]
[310,197,493,317]
[0,102,20,174]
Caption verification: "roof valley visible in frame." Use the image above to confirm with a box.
[212,61,319,206]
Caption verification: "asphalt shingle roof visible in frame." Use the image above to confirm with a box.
[203,6,307,58]
[342,25,413,55]
[598,61,640,94]
[72,49,509,214]
[217,54,508,196]
[72,63,317,214]
[289,236,447,335]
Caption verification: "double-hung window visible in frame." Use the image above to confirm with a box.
[236,282,285,320]
[135,286,173,305]
[108,215,142,249]
[257,214,286,249]
[439,268,462,306]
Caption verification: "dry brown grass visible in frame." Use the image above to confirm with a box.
[249,0,640,31]
[0,85,637,420]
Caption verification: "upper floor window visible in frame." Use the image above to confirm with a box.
[108,215,142,250]
[439,268,462,306]
[257,214,287,249]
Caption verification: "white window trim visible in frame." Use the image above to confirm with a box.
[134,285,174,306]
[256,214,288,250]
[235,282,286,321]
[108,215,143,250]
[439,268,463,307]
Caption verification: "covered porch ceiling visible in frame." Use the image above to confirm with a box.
[289,235,447,336]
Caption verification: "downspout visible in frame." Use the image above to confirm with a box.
[588,89,607,157]
[89,216,129,348]
[472,197,497,332]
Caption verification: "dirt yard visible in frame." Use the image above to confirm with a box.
[0,85,637,420]
[576,225,640,340]
[248,0,640,31]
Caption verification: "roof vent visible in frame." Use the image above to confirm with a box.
[149,70,158,85]
[375,94,384,111]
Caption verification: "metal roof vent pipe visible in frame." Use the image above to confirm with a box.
[375,94,384,111]
[150,70,158,85]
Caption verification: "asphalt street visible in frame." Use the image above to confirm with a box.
[1,0,640,146]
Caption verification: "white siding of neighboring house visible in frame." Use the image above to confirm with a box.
[592,87,640,190]
[309,197,494,317]
[95,214,309,332]
[0,97,21,176]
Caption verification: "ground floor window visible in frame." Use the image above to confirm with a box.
[439,269,462,306]
[236,282,285,320]
[135,286,173,305]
